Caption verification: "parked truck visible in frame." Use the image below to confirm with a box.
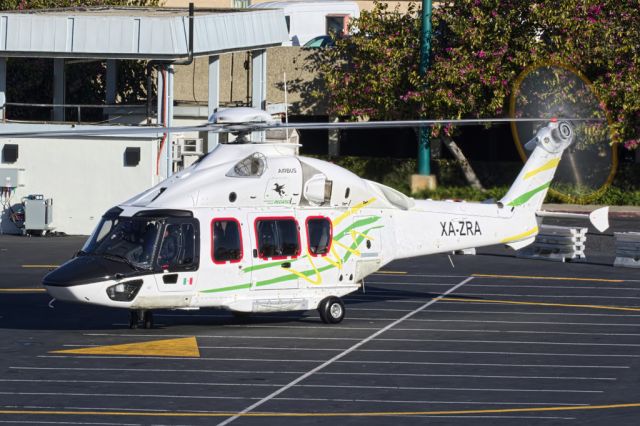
[250,0,359,46]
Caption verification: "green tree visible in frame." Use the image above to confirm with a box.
[318,0,640,151]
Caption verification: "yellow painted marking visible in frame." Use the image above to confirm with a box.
[349,229,374,241]
[473,273,624,283]
[523,158,561,180]
[3,402,640,417]
[51,337,200,358]
[0,288,46,293]
[440,297,640,312]
[499,226,538,243]
[21,264,59,268]
[321,246,343,270]
[332,197,377,227]
[374,271,407,275]
[286,255,322,285]
[333,240,360,257]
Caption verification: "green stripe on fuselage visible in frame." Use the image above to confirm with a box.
[334,216,381,241]
[243,257,301,273]
[201,282,252,293]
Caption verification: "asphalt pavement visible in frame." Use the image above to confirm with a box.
[0,217,639,425]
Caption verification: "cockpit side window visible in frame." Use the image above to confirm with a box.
[157,222,198,271]
[212,218,243,264]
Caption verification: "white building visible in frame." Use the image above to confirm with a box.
[0,6,288,235]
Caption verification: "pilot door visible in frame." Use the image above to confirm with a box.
[248,213,301,291]
[154,219,200,293]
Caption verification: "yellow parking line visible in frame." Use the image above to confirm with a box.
[472,273,624,283]
[2,402,640,417]
[374,271,407,275]
[440,297,640,312]
[21,264,59,268]
[0,288,46,293]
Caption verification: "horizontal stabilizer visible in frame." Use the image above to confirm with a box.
[506,236,536,250]
[536,206,609,232]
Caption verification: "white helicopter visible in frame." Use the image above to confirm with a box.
[32,108,608,328]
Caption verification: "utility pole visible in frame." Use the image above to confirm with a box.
[411,0,437,192]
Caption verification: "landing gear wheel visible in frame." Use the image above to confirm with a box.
[129,310,153,329]
[128,311,139,329]
[318,297,345,324]
[143,311,154,329]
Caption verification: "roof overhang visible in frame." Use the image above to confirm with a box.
[0,7,289,60]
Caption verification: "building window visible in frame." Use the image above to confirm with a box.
[255,217,300,259]
[212,218,243,264]
[326,15,348,37]
[306,217,332,256]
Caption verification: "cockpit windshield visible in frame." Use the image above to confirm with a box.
[81,211,200,272]
[81,218,162,270]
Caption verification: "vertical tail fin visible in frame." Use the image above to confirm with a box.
[500,121,574,212]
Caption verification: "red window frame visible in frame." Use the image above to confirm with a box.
[305,216,333,257]
[253,216,301,261]
[211,217,243,265]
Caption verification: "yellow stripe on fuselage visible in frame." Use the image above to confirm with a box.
[500,226,538,243]
[523,158,560,180]
[333,198,377,227]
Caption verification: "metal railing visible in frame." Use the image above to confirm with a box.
[2,102,149,124]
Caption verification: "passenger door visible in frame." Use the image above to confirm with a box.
[248,213,301,291]
[297,214,340,288]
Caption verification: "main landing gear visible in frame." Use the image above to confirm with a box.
[318,296,345,324]
[129,310,154,329]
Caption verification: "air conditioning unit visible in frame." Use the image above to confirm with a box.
[172,138,203,164]
[181,138,204,156]
[172,138,204,171]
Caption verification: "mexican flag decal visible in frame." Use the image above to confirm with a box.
[183,277,193,286]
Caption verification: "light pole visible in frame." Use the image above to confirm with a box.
[418,0,432,176]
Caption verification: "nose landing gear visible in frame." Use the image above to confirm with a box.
[129,310,154,329]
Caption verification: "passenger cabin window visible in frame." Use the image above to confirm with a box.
[212,218,243,264]
[255,218,300,259]
[306,217,332,256]
[157,223,197,270]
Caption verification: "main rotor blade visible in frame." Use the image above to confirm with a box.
[0,124,227,138]
[251,117,602,131]
[0,117,602,138]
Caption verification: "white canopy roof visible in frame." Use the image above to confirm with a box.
[0,7,289,59]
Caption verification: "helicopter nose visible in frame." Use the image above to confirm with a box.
[43,256,132,288]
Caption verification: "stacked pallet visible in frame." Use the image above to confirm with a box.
[614,232,640,268]
[517,225,588,262]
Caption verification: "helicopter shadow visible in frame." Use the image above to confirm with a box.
[0,285,485,331]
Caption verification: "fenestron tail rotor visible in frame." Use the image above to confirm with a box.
[509,62,616,203]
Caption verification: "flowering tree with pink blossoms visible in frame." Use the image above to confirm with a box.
[318,0,640,150]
